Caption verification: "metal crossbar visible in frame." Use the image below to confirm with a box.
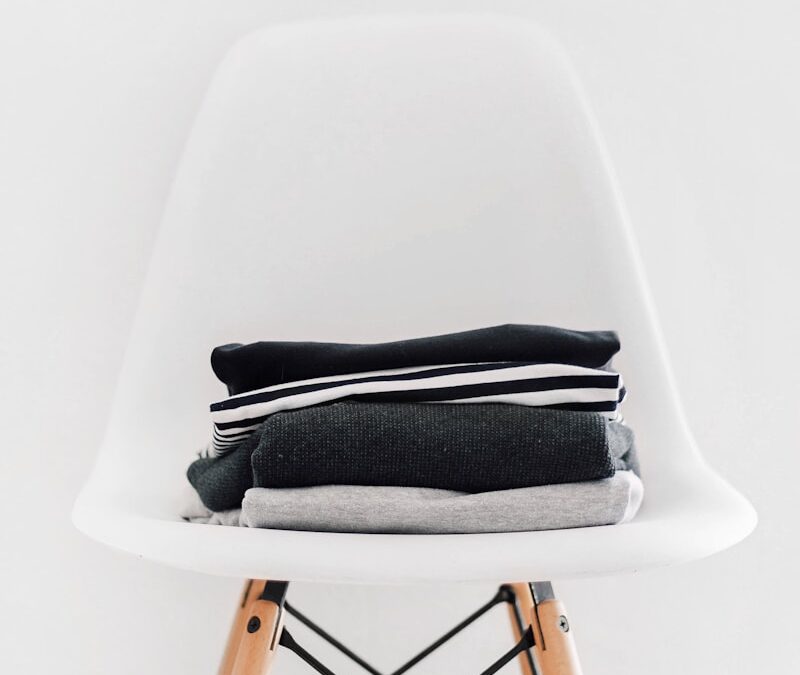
[284,601,382,675]
[481,627,536,675]
[279,629,337,675]
[274,584,540,675]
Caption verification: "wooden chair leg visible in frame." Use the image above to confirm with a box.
[219,580,266,675]
[510,582,583,675]
[218,579,286,675]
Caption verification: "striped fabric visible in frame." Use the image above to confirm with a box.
[207,361,625,457]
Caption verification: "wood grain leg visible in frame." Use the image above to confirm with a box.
[218,579,286,675]
[511,582,583,675]
[231,597,285,674]
[219,580,267,675]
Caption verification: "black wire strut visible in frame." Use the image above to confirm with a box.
[279,629,338,675]
[285,601,383,675]
[263,582,539,675]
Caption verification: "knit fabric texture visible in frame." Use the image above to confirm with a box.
[211,323,621,395]
[187,401,637,512]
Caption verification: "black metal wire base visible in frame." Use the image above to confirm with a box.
[263,582,539,675]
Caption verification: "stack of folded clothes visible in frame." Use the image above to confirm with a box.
[181,324,643,533]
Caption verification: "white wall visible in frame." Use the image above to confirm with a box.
[1,1,798,673]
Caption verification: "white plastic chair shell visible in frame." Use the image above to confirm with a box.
[72,15,756,584]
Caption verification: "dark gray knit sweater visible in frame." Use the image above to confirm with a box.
[188,402,637,512]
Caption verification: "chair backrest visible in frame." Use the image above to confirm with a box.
[91,15,698,512]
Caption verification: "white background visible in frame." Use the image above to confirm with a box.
[1,1,798,673]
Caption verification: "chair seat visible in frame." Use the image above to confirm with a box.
[73,461,755,584]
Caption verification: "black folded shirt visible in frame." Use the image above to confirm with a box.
[211,324,621,395]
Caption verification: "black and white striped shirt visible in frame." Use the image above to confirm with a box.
[206,361,625,457]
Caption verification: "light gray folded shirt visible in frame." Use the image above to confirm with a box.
[182,472,643,534]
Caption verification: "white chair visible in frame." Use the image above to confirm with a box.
[73,15,756,674]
